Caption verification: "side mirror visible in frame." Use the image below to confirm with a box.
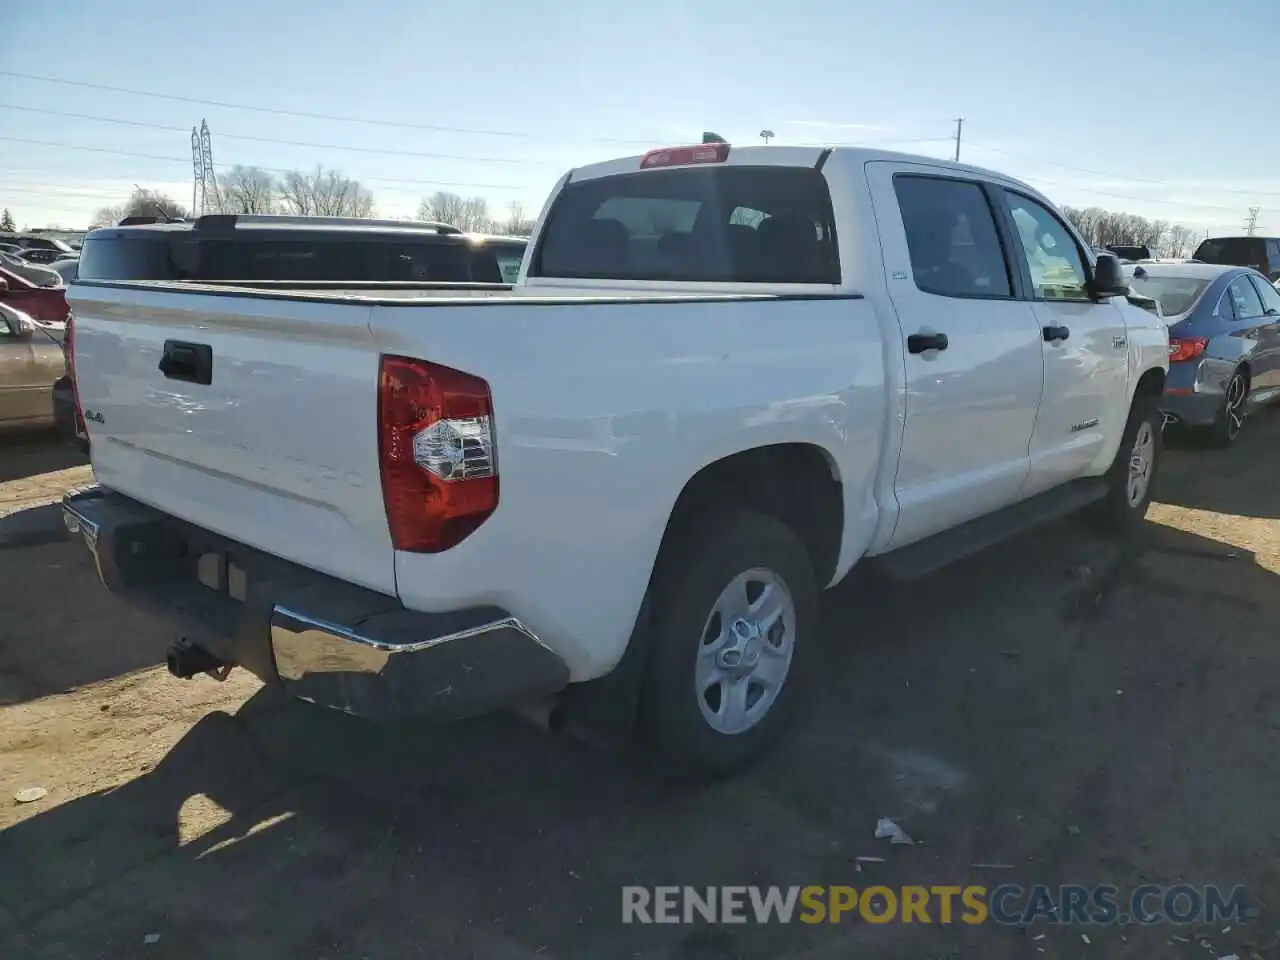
[1091,253,1129,299]
[0,277,9,293]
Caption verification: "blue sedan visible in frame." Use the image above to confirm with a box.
[1129,262,1280,445]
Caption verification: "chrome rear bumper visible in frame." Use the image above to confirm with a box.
[63,486,569,720]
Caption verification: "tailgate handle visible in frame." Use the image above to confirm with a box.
[159,340,213,385]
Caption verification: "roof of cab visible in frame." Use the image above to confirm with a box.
[1129,262,1247,280]
[565,143,1033,191]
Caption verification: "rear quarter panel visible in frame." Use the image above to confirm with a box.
[372,295,887,679]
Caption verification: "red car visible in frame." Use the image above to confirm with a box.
[0,260,71,326]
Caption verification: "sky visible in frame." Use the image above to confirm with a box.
[1,0,1277,237]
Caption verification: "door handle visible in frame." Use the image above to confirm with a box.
[1042,325,1071,343]
[907,331,949,354]
[159,340,213,385]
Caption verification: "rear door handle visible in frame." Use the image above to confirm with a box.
[1042,325,1071,343]
[907,331,949,354]
[159,340,213,385]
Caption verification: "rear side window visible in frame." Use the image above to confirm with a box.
[532,165,840,284]
[1227,275,1265,319]
[893,176,1012,298]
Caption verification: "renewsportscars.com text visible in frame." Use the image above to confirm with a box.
[622,884,1253,926]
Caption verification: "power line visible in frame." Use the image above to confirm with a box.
[0,136,537,192]
[970,141,1280,200]
[0,69,661,145]
[0,103,557,166]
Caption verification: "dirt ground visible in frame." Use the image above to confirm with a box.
[2,422,1280,960]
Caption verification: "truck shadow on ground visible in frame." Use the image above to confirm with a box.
[4,516,1279,959]
[0,431,86,485]
[0,536,172,707]
[1158,407,1280,519]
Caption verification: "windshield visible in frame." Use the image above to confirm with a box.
[1127,274,1211,315]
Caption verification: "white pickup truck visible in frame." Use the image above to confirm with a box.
[63,143,1168,774]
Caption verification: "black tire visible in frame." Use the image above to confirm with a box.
[1209,367,1249,448]
[1096,394,1162,535]
[640,510,820,777]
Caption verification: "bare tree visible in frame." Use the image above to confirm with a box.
[89,204,126,228]
[277,166,374,218]
[216,165,278,214]
[460,196,491,232]
[1166,224,1195,259]
[277,170,315,216]
[417,191,504,232]
[418,191,468,227]
[125,188,187,221]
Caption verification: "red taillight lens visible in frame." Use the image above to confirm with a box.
[377,355,498,553]
[65,313,87,437]
[1168,336,1208,363]
[640,143,730,169]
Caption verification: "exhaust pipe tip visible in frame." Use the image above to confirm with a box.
[166,640,229,680]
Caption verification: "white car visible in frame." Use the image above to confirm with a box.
[62,143,1169,774]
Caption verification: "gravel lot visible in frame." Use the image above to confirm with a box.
[2,422,1279,959]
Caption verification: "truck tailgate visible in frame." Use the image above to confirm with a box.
[69,283,396,595]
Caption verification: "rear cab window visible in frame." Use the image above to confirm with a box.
[531,165,840,284]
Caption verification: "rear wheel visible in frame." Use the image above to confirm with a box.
[1209,368,1248,447]
[641,510,819,777]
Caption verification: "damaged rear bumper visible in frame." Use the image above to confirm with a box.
[62,486,569,720]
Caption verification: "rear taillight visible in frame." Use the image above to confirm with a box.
[1168,336,1208,363]
[65,314,86,435]
[377,355,498,553]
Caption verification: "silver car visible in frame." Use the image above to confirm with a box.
[0,302,66,428]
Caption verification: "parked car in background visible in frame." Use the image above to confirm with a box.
[63,143,1168,774]
[47,258,79,284]
[1129,262,1280,444]
[0,251,63,290]
[76,215,528,286]
[1106,244,1151,262]
[16,235,76,256]
[0,262,70,326]
[1193,236,1280,281]
[0,301,65,429]
[17,247,68,265]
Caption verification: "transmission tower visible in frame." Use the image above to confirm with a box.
[191,126,205,215]
[190,119,220,216]
[1245,206,1261,236]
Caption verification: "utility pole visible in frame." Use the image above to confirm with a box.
[953,118,964,162]
[1245,207,1261,236]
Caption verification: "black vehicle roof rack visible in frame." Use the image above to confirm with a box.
[192,214,462,234]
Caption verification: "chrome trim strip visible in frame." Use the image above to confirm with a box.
[270,605,548,655]
[269,603,555,686]
[61,486,104,542]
